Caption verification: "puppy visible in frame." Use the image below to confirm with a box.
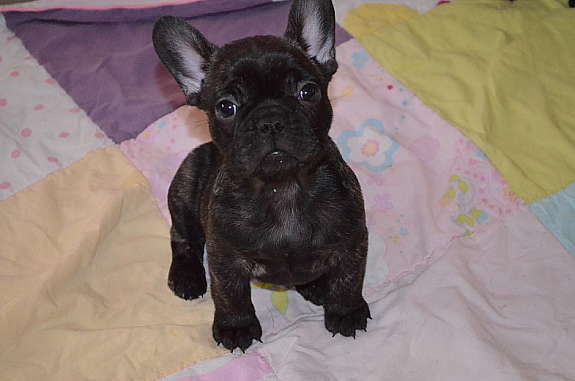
[153,0,369,352]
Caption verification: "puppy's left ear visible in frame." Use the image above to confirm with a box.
[285,0,338,80]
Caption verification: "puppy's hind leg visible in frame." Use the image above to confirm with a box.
[167,143,218,300]
[296,274,329,306]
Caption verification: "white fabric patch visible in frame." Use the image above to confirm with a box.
[0,15,113,200]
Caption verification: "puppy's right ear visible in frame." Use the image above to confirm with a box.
[285,0,338,80]
[153,16,216,106]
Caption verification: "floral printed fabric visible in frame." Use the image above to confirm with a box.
[342,0,575,203]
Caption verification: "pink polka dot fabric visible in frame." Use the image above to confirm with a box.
[0,18,112,200]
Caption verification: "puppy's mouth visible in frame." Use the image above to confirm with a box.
[256,150,301,179]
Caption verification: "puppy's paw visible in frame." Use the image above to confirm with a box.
[168,258,207,300]
[324,299,371,338]
[213,314,262,352]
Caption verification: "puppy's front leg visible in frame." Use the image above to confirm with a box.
[322,239,371,338]
[209,251,262,352]
[168,223,207,300]
[166,145,218,300]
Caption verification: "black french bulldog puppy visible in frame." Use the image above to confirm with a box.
[153,0,369,352]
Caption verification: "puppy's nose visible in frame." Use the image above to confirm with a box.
[257,120,284,135]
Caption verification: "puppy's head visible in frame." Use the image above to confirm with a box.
[153,0,338,181]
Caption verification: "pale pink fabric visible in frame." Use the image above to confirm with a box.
[260,206,575,380]
[177,354,273,381]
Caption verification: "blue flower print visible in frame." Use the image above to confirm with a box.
[337,119,400,172]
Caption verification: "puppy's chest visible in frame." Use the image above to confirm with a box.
[252,203,320,281]
[243,200,333,283]
[214,185,338,248]
[262,198,308,244]
[212,186,348,285]
[243,193,316,247]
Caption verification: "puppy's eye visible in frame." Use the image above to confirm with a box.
[298,83,319,102]
[216,100,238,119]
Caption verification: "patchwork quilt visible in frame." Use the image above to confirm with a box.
[1,1,574,380]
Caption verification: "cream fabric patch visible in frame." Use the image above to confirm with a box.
[0,147,225,381]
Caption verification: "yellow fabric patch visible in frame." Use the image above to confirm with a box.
[343,4,419,38]
[0,147,225,381]
[344,0,575,203]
